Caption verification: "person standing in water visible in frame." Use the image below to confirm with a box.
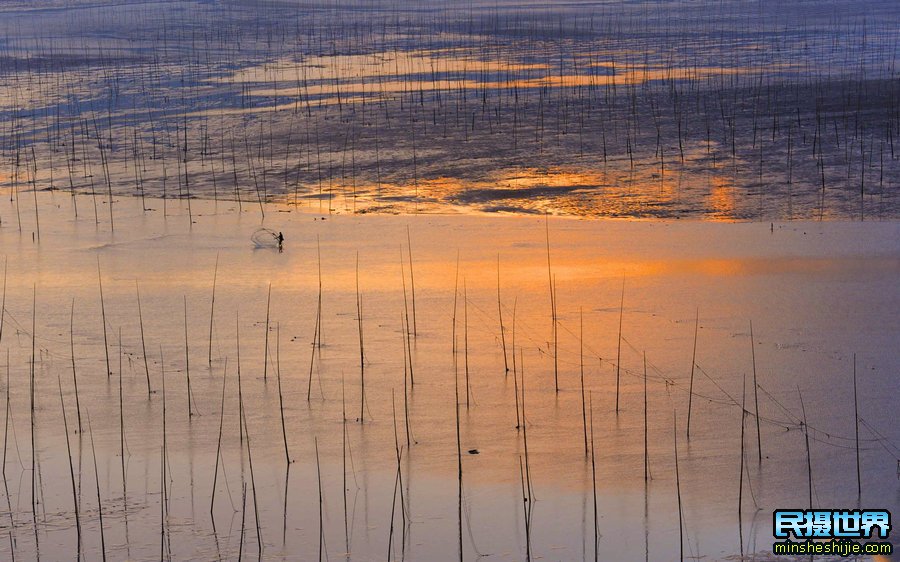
[277,232,284,252]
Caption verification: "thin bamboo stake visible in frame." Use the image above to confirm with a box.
[160,446,166,562]
[160,346,168,521]
[118,328,126,511]
[208,254,219,366]
[98,259,111,378]
[511,298,517,381]
[686,308,698,439]
[356,254,365,422]
[455,336,463,562]
[853,353,861,497]
[674,411,684,562]
[238,483,247,562]
[184,296,193,418]
[521,348,534,502]
[263,283,271,382]
[407,226,417,336]
[402,314,412,448]
[307,301,320,402]
[70,298,83,433]
[136,283,151,398]
[392,392,407,526]
[210,359,227,519]
[316,236,323,347]
[464,280,470,409]
[750,320,761,462]
[0,258,6,345]
[307,239,323,401]
[497,255,509,374]
[341,374,350,554]
[739,373,746,554]
[589,393,598,561]
[643,352,649,482]
[57,375,82,552]
[798,386,813,509]
[580,308,587,456]
[400,247,414,386]
[545,215,558,392]
[276,324,290,465]
[2,351,9,480]
[315,438,324,562]
[241,391,262,554]
[615,275,624,413]
[88,415,107,562]
[30,285,37,536]
[236,313,243,447]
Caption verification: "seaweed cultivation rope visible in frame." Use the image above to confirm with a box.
[858,417,900,461]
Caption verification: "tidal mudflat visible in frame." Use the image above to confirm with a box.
[1,0,899,219]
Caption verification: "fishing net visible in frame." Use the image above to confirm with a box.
[251,227,281,248]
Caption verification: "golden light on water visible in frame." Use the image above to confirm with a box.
[498,167,606,190]
[244,67,749,105]
[222,49,550,85]
[707,173,737,220]
[269,164,740,218]
[214,48,761,110]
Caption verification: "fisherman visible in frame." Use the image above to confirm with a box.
[277,231,284,251]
